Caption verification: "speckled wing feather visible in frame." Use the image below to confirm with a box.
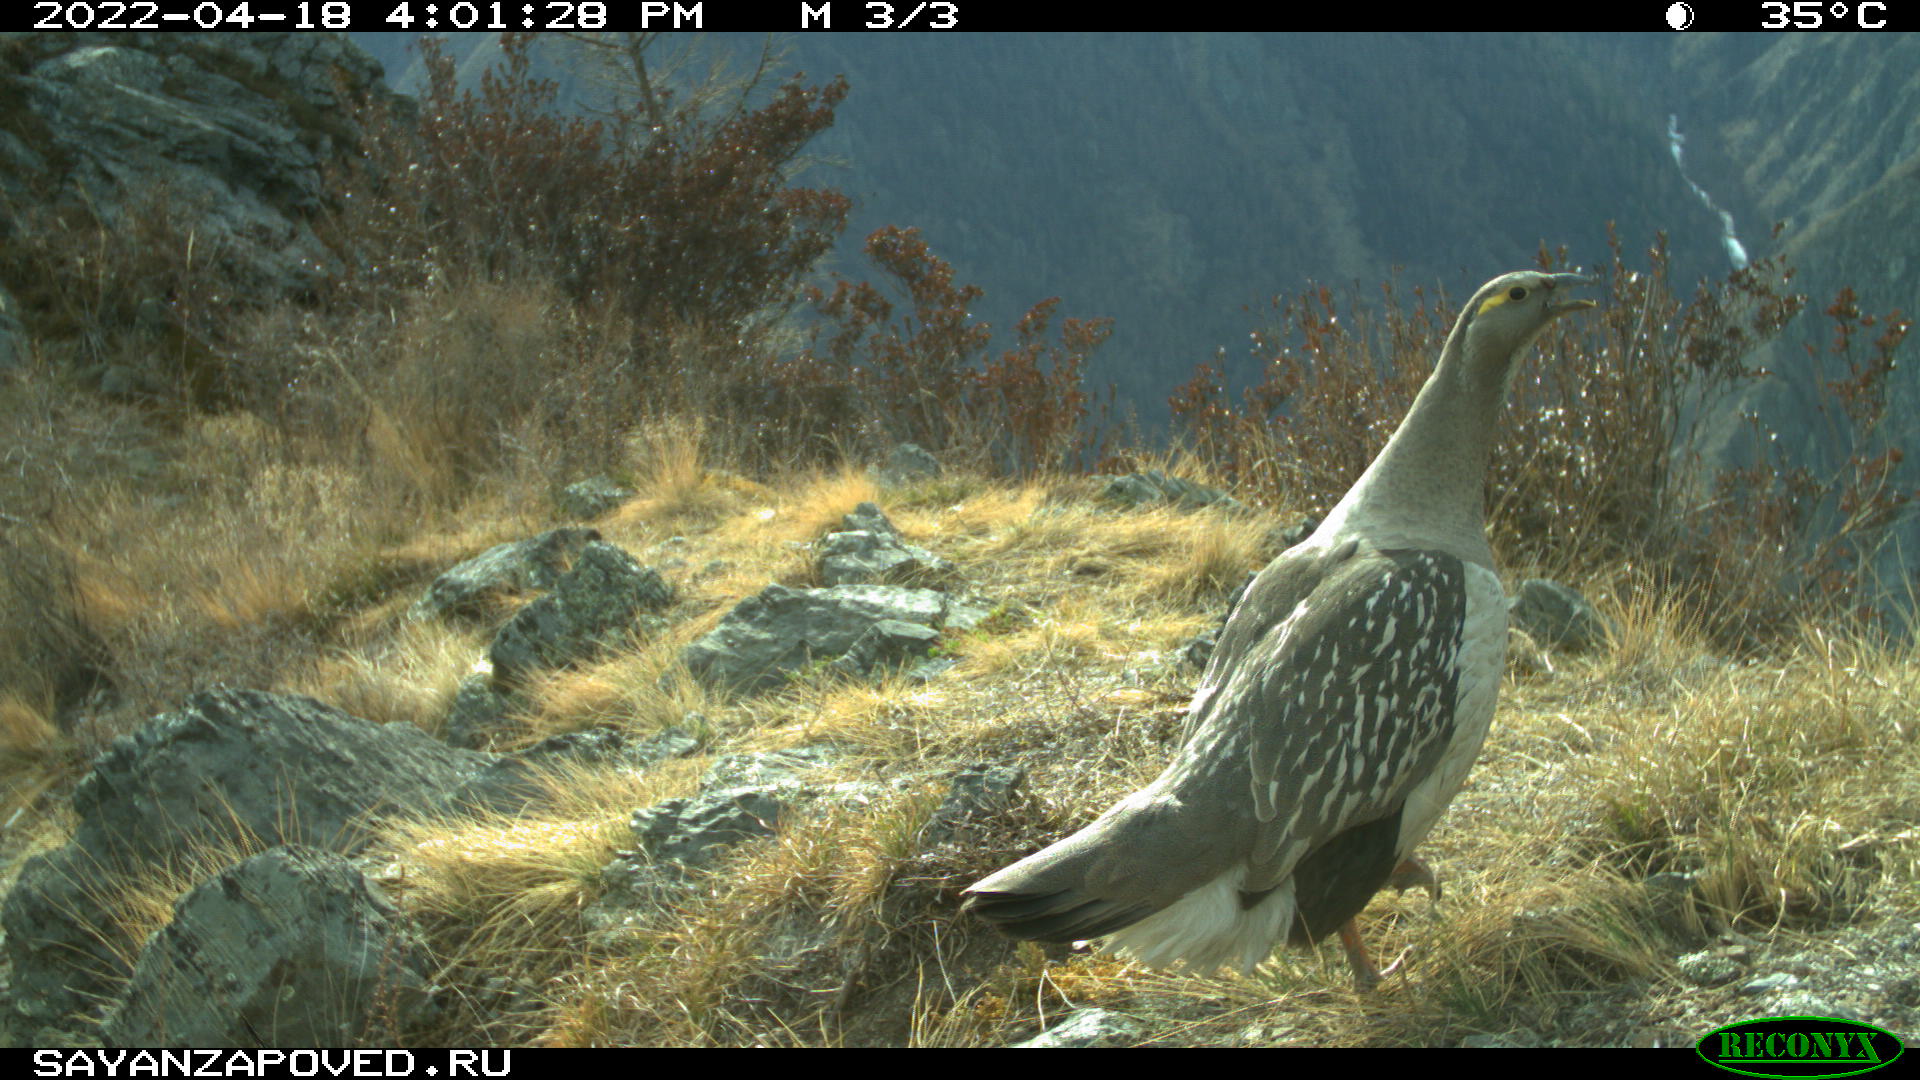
[1178,543,1468,895]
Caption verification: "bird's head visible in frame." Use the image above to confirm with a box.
[1454,270,1596,382]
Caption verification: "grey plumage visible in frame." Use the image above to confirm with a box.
[965,270,1597,982]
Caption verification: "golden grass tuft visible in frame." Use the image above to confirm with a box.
[1570,619,1920,932]
[1137,510,1264,606]
[0,694,73,827]
[291,618,479,734]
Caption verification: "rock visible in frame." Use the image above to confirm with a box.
[817,529,955,586]
[1,688,497,1028]
[630,788,789,869]
[1509,578,1616,652]
[1741,972,1804,995]
[906,656,960,683]
[942,596,996,632]
[444,671,513,749]
[412,527,601,623]
[876,443,940,487]
[629,725,703,768]
[557,476,636,520]
[1012,1008,1144,1048]
[841,502,903,539]
[597,748,838,911]
[487,541,673,689]
[817,503,956,586]
[1096,471,1249,515]
[922,763,1025,846]
[1677,947,1745,987]
[1772,994,1863,1022]
[493,726,698,773]
[680,583,953,696]
[3,34,402,352]
[100,846,435,1048]
[701,746,837,791]
[588,747,894,947]
[825,619,941,681]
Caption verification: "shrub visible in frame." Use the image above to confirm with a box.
[799,225,1112,474]
[326,33,849,333]
[1171,227,1909,645]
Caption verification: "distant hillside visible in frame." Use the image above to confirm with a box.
[1667,33,1920,617]
[349,30,1920,611]
[350,32,1719,422]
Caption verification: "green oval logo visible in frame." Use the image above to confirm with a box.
[1697,1016,1905,1079]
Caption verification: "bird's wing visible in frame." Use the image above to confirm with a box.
[1182,546,1470,894]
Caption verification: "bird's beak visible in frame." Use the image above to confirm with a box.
[1544,273,1597,315]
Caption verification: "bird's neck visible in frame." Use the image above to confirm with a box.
[1319,330,1510,567]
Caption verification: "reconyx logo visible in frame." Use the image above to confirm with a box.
[1698,1016,1904,1078]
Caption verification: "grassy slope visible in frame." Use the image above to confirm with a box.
[5,338,1918,1045]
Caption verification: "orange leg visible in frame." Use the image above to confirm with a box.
[1337,920,1384,991]
[1338,858,1440,991]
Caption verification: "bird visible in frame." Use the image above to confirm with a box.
[964,270,1597,987]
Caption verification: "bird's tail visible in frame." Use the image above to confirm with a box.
[963,838,1159,943]
[963,789,1281,971]
[963,793,1209,944]
[966,836,1293,974]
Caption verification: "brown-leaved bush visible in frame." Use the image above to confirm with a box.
[1172,227,1910,646]
[797,225,1112,474]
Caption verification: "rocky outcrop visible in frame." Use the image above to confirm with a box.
[1509,578,1615,653]
[816,502,956,586]
[0,33,401,372]
[444,672,513,750]
[875,442,940,487]
[1097,470,1249,515]
[0,687,555,1033]
[590,747,857,930]
[629,788,790,870]
[417,532,676,743]
[1011,1008,1145,1048]
[486,540,674,689]
[681,583,974,695]
[557,476,636,520]
[825,619,941,681]
[100,846,438,1048]
[411,527,602,624]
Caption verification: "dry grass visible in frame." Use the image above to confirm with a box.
[6,316,1919,1047]
[479,482,1918,1046]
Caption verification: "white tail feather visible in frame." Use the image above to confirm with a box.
[1096,869,1295,974]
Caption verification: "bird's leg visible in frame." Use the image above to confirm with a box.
[1387,855,1442,901]
[1339,859,1440,992]
[1336,920,1384,992]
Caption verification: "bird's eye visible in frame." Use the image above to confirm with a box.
[1508,287,1528,301]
